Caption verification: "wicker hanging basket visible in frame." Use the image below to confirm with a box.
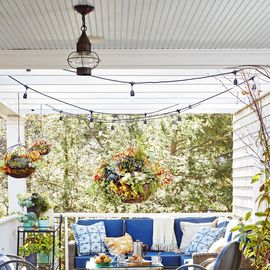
[3,144,38,178]
[122,183,151,203]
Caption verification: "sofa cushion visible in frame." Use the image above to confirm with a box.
[75,254,96,268]
[77,219,124,237]
[224,219,239,241]
[179,253,193,266]
[208,237,227,253]
[185,227,225,255]
[179,221,214,252]
[174,217,217,248]
[71,221,107,256]
[104,233,133,255]
[125,218,153,248]
[145,251,185,267]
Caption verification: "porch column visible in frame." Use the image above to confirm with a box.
[6,115,26,214]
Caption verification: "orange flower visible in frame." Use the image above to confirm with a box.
[94,174,100,181]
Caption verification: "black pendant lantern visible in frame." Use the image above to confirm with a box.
[67,4,100,76]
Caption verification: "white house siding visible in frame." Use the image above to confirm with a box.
[233,93,270,220]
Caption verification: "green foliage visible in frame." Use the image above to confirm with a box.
[19,233,56,256]
[18,212,37,223]
[0,113,233,214]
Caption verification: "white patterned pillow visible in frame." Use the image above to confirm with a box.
[185,227,225,255]
[71,221,107,256]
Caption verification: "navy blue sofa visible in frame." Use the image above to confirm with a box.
[69,216,217,269]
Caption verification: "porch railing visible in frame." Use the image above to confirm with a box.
[56,212,232,270]
[0,214,19,254]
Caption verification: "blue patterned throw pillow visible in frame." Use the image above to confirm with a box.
[185,227,225,255]
[71,221,107,256]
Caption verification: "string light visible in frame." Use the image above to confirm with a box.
[59,111,63,121]
[177,110,182,122]
[23,86,28,99]
[233,70,238,86]
[9,72,254,124]
[143,113,147,125]
[251,77,256,90]
[130,82,135,97]
[111,120,115,131]
[89,110,94,128]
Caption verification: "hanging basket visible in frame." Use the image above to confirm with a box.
[121,184,151,203]
[30,139,52,156]
[3,144,38,178]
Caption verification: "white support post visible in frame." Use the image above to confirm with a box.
[6,115,26,214]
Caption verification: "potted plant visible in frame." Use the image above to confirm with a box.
[18,212,37,230]
[36,234,54,265]
[30,139,52,156]
[19,233,57,266]
[19,233,38,264]
[38,216,49,230]
[17,193,50,218]
[92,147,173,204]
[28,193,50,217]
[0,144,40,178]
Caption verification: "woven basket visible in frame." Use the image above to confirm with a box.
[122,184,150,203]
[4,144,36,178]
[6,167,35,178]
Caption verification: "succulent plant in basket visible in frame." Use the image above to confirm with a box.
[30,139,52,155]
[0,144,41,178]
[92,147,173,204]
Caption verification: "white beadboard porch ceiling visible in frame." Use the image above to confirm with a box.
[1,0,270,50]
[0,0,270,70]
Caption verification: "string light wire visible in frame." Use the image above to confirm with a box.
[43,78,253,124]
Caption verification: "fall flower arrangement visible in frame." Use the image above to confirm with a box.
[30,139,52,155]
[93,147,173,203]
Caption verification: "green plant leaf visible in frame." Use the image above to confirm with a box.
[244,211,252,221]
[231,224,241,232]
[258,195,268,207]
[255,211,267,217]
[243,224,257,231]
[251,172,262,183]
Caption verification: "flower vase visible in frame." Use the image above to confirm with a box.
[37,252,52,265]
[23,220,34,230]
[38,219,49,230]
[25,254,37,265]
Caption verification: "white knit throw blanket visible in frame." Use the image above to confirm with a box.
[151,218,178,252]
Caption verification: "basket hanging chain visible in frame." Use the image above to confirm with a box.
[17,92,21,144]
